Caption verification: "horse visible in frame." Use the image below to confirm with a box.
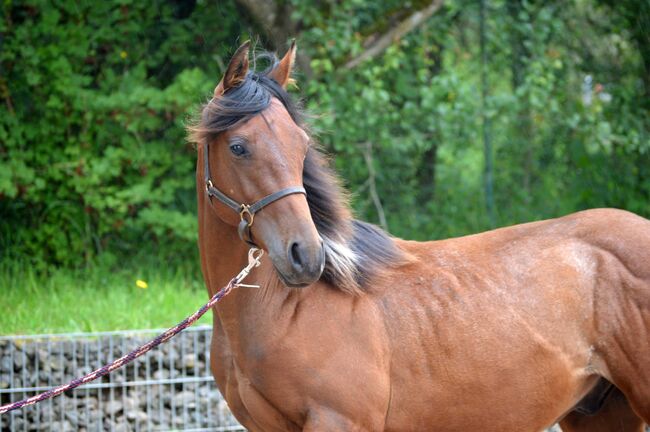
[189,41,650,431]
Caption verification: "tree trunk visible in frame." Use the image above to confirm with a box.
[507,0,534,197]
[234,0,314,79]
[418,38,443,203]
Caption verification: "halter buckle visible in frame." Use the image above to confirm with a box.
[239,204,255,226]
[205,179,214,192]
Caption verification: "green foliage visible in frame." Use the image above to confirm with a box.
[295,0,650,237]
[0,0,241,267]
[1,0,649,274]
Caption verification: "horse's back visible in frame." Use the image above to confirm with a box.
[398,207,650,297]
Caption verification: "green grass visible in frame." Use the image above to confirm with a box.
[0,259,212,335]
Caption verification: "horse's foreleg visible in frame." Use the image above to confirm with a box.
[559,387,646,432]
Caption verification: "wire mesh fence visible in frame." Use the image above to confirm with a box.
[0,326,245,431]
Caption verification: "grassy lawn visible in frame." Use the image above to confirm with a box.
[0,259,212,335]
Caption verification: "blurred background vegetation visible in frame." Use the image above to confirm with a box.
[1,0,648,332]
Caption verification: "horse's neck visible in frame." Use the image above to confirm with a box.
[199,202,287,359]
[199,214,249,297]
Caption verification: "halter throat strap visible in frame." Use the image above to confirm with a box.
[203,142,306,246]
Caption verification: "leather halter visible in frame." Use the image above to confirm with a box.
[204,142,306,247]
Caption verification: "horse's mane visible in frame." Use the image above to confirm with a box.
[189,52,406,295]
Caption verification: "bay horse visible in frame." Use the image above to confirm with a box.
[190,41,650,431]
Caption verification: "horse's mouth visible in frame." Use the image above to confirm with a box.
[276,269,312,288]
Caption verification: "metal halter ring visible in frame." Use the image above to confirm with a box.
[239,204,255,226]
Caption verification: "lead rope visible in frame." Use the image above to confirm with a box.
[0,248,264,415]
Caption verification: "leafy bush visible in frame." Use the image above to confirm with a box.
[1,0,241,267]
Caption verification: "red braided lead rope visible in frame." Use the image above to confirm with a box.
[0,248,264,415]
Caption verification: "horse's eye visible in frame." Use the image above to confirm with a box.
[229,143,247,157]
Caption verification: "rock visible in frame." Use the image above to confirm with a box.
[0,355,12,372]
[152,369,169,380]
[85,422,100,431]
[77,366,92,376]
[13,352,25,369]
[49,420,74,431]
[121,396,138,412]
[37,349,49,362]
[22,342,36,358]
[112,373,125,384]
[126,410,148,423]
[83,396,99,409]
[10,418,26,430]
[162,349,179,368]
[173,390,195,408]
[65,410,81,426]
[160,392,172,407]
[48,359,61,371]
[26,371,38,386]
[38,370,50,384]
[182,353,196,370]
[172,415,185,427]
[113,423,129,432]
[103,400,123,416]
[38,404,54,422]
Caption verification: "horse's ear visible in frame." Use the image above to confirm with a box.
[269,39,296,89]
[214,41,250,97]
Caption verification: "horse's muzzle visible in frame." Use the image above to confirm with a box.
[276,240,325,287]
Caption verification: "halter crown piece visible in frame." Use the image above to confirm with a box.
[204,142,306,247]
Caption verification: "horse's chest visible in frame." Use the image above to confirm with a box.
[212,344,300,431]
[222,362,301,432]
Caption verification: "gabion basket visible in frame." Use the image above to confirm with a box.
[0,325,244,431]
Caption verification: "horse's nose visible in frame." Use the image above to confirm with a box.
[287,240,325,283]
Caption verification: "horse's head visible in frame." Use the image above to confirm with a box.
[198,41,325,287]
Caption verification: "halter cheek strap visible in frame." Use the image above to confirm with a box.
[203,143,306,247]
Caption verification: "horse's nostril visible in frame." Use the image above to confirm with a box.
[290,242,303,268]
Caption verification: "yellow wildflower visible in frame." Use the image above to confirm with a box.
[120,51,128,59]
[136,279,148,289]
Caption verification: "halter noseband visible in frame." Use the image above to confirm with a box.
[204,142,306,247]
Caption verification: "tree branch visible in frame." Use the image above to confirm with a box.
[344,0,444,70]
